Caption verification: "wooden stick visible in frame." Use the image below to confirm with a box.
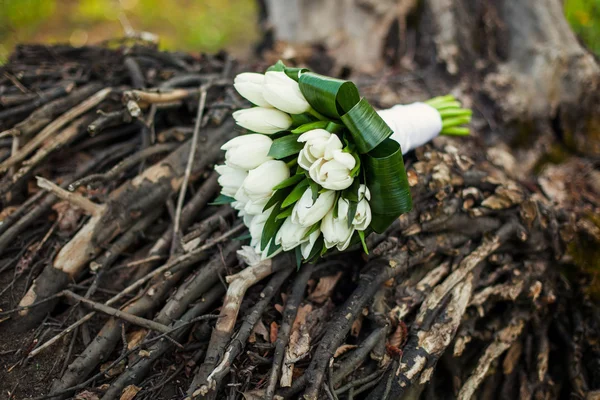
[0,87,112,172]
[62,290,171,334]
[36,176,105,216]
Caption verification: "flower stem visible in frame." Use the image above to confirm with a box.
[308,107,328,121]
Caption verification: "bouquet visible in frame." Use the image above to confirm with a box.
[216,61,471,264]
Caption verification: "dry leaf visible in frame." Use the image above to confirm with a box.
[101,359,126,377]
[74,391,100,400]
[127,329,148,350]
[351,313,364,337]
[308,272,342,304]
[242,389,266,400]
[250,319,270,343]
[334,344,357,358]
[270,321,279,343]
[274,303,284,314]
[119,384,141,400]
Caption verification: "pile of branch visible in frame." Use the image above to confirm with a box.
[0,43,598,400]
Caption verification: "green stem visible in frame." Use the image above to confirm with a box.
[442,116,472,129]
[441,127,470,136]
[308,107,328,121]
[439,109,473,118]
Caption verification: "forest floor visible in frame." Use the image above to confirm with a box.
[0,42,599,400]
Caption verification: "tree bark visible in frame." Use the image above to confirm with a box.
[262,0,600,157]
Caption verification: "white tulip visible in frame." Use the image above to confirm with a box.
[291,188,335,227]
[301,229,320,259]
[275,218,311,251]
[309,150,356,191]
[221,134,273,170]
[353,185,372,230]
[262,71,311,114]
[244,197,269,216]
[215,164,247,197]
[239,160,290,201]
[249,208,271,248]
[297,129,343,170]
[321,199,354,251]
[233,107,293,135]
[233,73,272,107]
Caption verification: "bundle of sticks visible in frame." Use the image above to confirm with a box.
[0,43,598,400]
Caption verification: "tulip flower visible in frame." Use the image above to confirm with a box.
[291,188,335,227]
[353,185,372,230]
[321,198,354,251]
[238,160,290,201]
[233,72,272,107]
[233,107,293,135]
[249,209,270,248]
[262,71,311,114]
[301,229,321,259]
[297,129,343,171]
[215,164,247,197]
[244,197,269,216]
[275,218,311,251]
[221,134,273,170]
[309,150,356,191]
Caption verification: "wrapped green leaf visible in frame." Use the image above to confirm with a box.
[341,98,393,154]
[298,72,359,119]
[364,139,412,233]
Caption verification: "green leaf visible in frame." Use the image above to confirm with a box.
[295,246,303,269]
[263,187,292,212]
[261,203,284,251]
[276,207,294,220]
[364,138,412,233]
[303,222,321,240]
[346,200,358,228]
[298,72,360,119]
[291,120,330,134]
[233,233,252,241]
[266,239,282,257]
[341,98,393,154]
[267,60,286,72]
[358,230,369,254]
[326,121,345,134]
[268,135,304,159]
[306,234,324,263]
[209,194,236,205]
[343,178,360,203]
[308,179,320,202]
[290,113,314,128]
[273,174,304,190]
[284,67,309,82]
[281,179,309,208]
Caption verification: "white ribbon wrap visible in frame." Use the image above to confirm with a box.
[377,102,443,154]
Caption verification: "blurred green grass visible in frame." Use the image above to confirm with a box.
[565,0,600,55]
[0,0,598,65]
[0,0,259,63]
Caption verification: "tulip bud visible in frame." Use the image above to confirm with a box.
[263,71,311,114]
[215,164,247,197]
[301,229,321,259]
[221,134,273,170]
[233,107,293,135]
[275,218,311,251]
[233,72,272,107]
[309,150,356,191]
[239,160,290,201]
[353,185,372,230]
[321,198,354,251]
[297,129,343,171]
[291,188,335,227]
